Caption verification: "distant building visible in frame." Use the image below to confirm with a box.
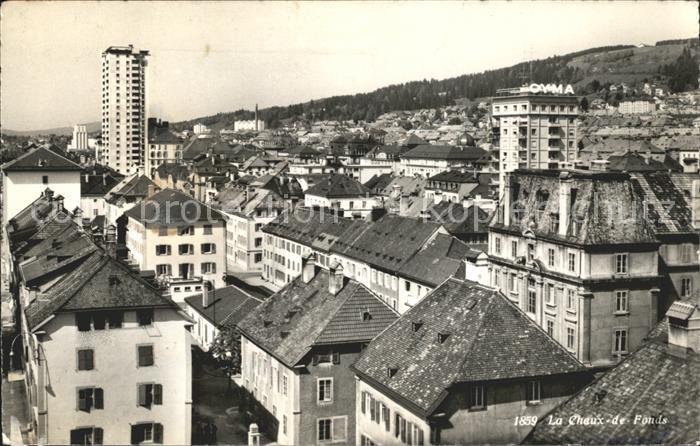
[124,188,227,291]
[304,173,379,219]
[193,123,210,135]
[238,258,399,444]
[491,88,580,196]
[80,166,125,218]
[99,45,149,175]
[1,146,82,225]
[234,120,266,132]
[146,118,183,178]
[618,99,657,114]
[352,277,591,445]
[399,141,485,178]
[69,124,89,151]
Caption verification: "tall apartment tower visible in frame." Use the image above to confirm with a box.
[69,124,88,151]
[492,84,579,197]
[100,45,149,175]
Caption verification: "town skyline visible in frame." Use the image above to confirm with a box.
[1,1,697,131]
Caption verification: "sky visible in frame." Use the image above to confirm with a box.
[1,1,697,131]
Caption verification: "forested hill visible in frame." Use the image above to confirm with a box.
[174,38,699,130]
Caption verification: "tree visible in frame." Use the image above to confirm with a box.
[580,97,589,112]
[209,324,242,391]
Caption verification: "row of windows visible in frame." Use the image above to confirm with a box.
[76,309,152,331]
[71,423,163,446]
[361,390,426,445]
[76,382,162,413]
[155,243,217,255]
[77,345,154,371]
[155,262,217,276]
[495,104,577,113]
[158,225,213,236]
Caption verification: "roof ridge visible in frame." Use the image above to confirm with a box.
[309,281,357,346]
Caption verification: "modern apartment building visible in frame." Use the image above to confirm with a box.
[100,45,149,175]
[69,125,89,151]
[492,86,579,196]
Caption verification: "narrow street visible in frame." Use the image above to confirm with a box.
[191,348,271,446]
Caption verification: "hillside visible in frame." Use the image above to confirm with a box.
[1,121,101,137]
[174,37,699,130]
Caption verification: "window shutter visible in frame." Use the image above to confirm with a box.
[395,414,400,438]
[374,400,381,425]
[138,384,147,406]
[384,406,391,431]
[332,417,346,441]
[87,350,94,370]
[131,425,140,445]
[78,389,87,411]
[93,427,103,445]
[154,384,163,405]
[78,351,85,370]
[611,254,616,273]
[94,388,104,409]
[332,352,340,364]
[153,423,163,444]
[360,391,366,414]
[418,428,425,446]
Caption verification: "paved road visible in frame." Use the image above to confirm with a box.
[191,349,271,445]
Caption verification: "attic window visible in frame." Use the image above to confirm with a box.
[411,321,423,332]
[108,275,121,286]
[280,331,290,339]
[593,390,608,404]
[437,332,450,344]
[361,310,372,321]
[387,367,399,378]
[263,320,272,327]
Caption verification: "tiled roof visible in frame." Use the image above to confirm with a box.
[155,163,191,181]
[580,138,665,155]
[184,285,263,327]
[124,188,225,225]
[629,172,696,234]
[429,202,491,239]
[397,234,472,286]
[1,146,82,172]
[148,127,182,145]
[81,171,124,196]
[182,138,233,161]
[525,340,699,444]
[352,278,585,414]
[402,134,428,147]
[305,173,372,198]
[401,144,486,161]
[427,170,478,184]
[491,170,658,246]
[364,173,395,192]
[106,174,158,203]
[237,270,398,367]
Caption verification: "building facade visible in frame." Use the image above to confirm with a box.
[125,188,227,290]
[100,45,149,175]
[492,88,579,196]
[69,124,89,151]
[145,119,183,178]
[489,169,661,367]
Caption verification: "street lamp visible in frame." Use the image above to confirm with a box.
[8,334,22,372]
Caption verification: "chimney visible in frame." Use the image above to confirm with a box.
[202,280,214,308]
[105,224,117,257]
[502,173,511,226]
[44,187,54,201]
[691,179,700,229]
[558,171,573,236]
[666,301,700,352]
[302,252,318,284]
[84,173,89,183]
[103,172,108,186]
[147,183,157,198]
[255,104,259,132]
[328,261,345,295]
[73,207,84,228]
[55,194,65,211]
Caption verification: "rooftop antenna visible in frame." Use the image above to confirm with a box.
[518,46,535,86]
